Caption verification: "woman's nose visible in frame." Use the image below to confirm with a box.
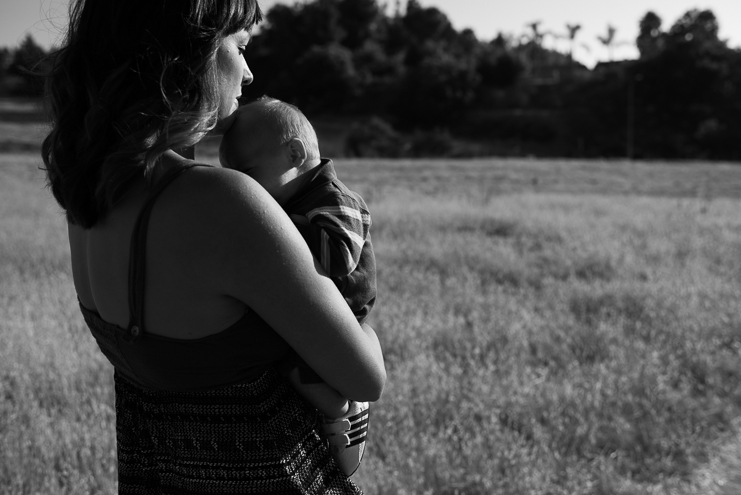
[242,64,253,86]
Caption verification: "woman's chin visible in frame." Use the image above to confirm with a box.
[211,108,239,136]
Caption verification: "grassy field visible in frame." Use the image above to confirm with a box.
[3,126,741,493]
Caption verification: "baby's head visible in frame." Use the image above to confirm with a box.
[220,96,321,205]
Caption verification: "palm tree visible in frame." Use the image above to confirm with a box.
[524,20,556,46]
[526,21,544,44]
[597,24,629,61]
[565,23,581,61]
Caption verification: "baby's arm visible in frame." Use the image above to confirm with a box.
[302,191,371,278]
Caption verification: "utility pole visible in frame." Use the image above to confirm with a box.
[627,74,642,160]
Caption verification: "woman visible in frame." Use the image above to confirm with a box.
[41,0,385,493]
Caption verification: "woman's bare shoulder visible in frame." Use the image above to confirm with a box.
[183,164,260,195]
[168,165,277,223]
[153,164,292,268]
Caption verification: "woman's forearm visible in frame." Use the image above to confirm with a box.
[358,323,386,401]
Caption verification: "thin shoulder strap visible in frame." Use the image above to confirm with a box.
[124,164,204,342]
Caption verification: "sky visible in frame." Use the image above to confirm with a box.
[2,0,740,68]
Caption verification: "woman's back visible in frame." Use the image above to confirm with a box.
[71,157,248,340]
[74,159,294,391]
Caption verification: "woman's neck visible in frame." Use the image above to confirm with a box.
[172,146,195,160]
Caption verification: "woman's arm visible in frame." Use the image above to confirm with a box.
[191,167,386,401]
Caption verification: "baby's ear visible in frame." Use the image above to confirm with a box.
[286,138,308,168]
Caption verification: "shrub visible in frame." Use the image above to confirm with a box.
[461,110,558,142]
[407,128,455,157]
[344,116,406,157]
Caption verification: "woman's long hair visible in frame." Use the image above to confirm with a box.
[42,0,262,228]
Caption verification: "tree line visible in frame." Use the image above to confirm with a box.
[0,34,47,97]
[4,1,741,160]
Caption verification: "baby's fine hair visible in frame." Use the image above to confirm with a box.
[255,97,321,161]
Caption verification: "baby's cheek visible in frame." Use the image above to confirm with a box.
[219,143,238,169]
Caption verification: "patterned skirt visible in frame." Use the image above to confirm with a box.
[114,369,362,494]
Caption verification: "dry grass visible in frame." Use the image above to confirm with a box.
[2,149,741,494]
[1,156,116,494]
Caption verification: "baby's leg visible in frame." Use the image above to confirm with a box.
[286,366,349,419]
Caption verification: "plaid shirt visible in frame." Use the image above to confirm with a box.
[283,159,376,323]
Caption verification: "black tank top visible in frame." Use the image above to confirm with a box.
[79,165,290,391]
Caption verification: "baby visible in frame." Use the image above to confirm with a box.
[219,96,377,476]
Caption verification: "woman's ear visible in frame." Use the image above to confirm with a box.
[286,138,308,168]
